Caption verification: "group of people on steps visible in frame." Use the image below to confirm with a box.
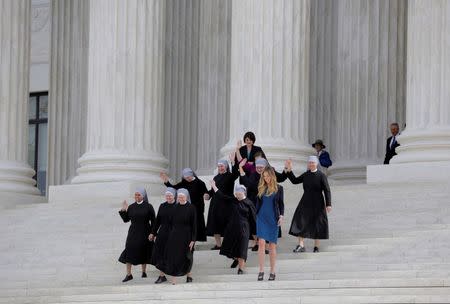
[118,132,332,284]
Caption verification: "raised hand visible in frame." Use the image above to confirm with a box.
[210,179,218,191]
[121,200,128,211]
[229,152,235,164]
[159,172,169,183]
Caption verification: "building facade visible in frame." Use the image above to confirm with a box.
[0,0,449,203]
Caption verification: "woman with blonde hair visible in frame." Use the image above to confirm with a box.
[255,167,284,281]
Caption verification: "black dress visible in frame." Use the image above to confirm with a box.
[216,190,256,261]
[150,201,176,270]
[165,178,208,241]
[206,166,239,236]
[161,203,197,277]
[287,170,331,239]
[118,202,155,265]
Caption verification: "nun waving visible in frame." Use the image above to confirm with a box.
[160,168,208,242]
[286,156,332,253]
[118,187,155,282]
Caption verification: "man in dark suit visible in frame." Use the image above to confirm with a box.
[384,123,400,164]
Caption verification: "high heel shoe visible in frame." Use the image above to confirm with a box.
[257,272,264,281]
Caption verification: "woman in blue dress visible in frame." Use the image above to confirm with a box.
[256,167,284,281]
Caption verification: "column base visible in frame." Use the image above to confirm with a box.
[367,161,450,184]
[392,128,450,164]
[48,181,166,204]
[327,160,381,184]
[0,161,41,195]
[220,138,314,173]
[71,150,168,185]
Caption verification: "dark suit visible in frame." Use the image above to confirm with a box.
[384,136,400,164]
[236,145,266,163]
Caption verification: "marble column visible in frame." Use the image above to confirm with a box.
[71,0,168,186]
[196,0,231,175]
[163,0,200,178]
[0,0,40,195]
[48,0,89,187]
[391,0,450,164]
[310,0,407,182]
[221,0,313,171]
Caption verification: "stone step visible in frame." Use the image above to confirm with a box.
[1,278,449,302]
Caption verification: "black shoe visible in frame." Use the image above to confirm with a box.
[265,249,269,254]
[314,246,319,253]
[293,245,305,253]
[237,268,244,275]
[211,245,221,250]
[186,276,193,283]
[230,259,239,268]
[268,273,276,281]
[154,276,167,284]
[257,272,264,281]
[142,272,147,278]
[251,244,259,251]
[122,274,133,282]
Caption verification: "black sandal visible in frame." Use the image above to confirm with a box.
[268,273,276,281]
[257,272,264,281]
[237,268,244,275]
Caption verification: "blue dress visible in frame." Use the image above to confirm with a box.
[256,193,278,244]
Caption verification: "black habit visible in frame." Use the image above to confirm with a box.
[287,170,331,239]
[213,190,256,261]
[150,201,176,270]
[206,166,239,236]
[165,177,208,241]
[118,201,155,265]
[161,203,197,277]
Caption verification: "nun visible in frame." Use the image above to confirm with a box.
[286,156,332,253]
[161,188,197,284]
[118,187,155,282]
[160,168,208,242]
[149,187,177,284]
[210,181,256,274]
[239,157,288,251]
[205,159,239,250]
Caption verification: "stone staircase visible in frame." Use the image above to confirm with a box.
[1,181,450,303]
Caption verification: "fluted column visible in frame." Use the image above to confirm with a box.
[312,0,407,182]
[221,0,313,170]
[196,0,231,175]
[0,0,40,195]
[48,0,89,187]
[163,0,200,178]
[71,0,168,185]
[391,0,450,164]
